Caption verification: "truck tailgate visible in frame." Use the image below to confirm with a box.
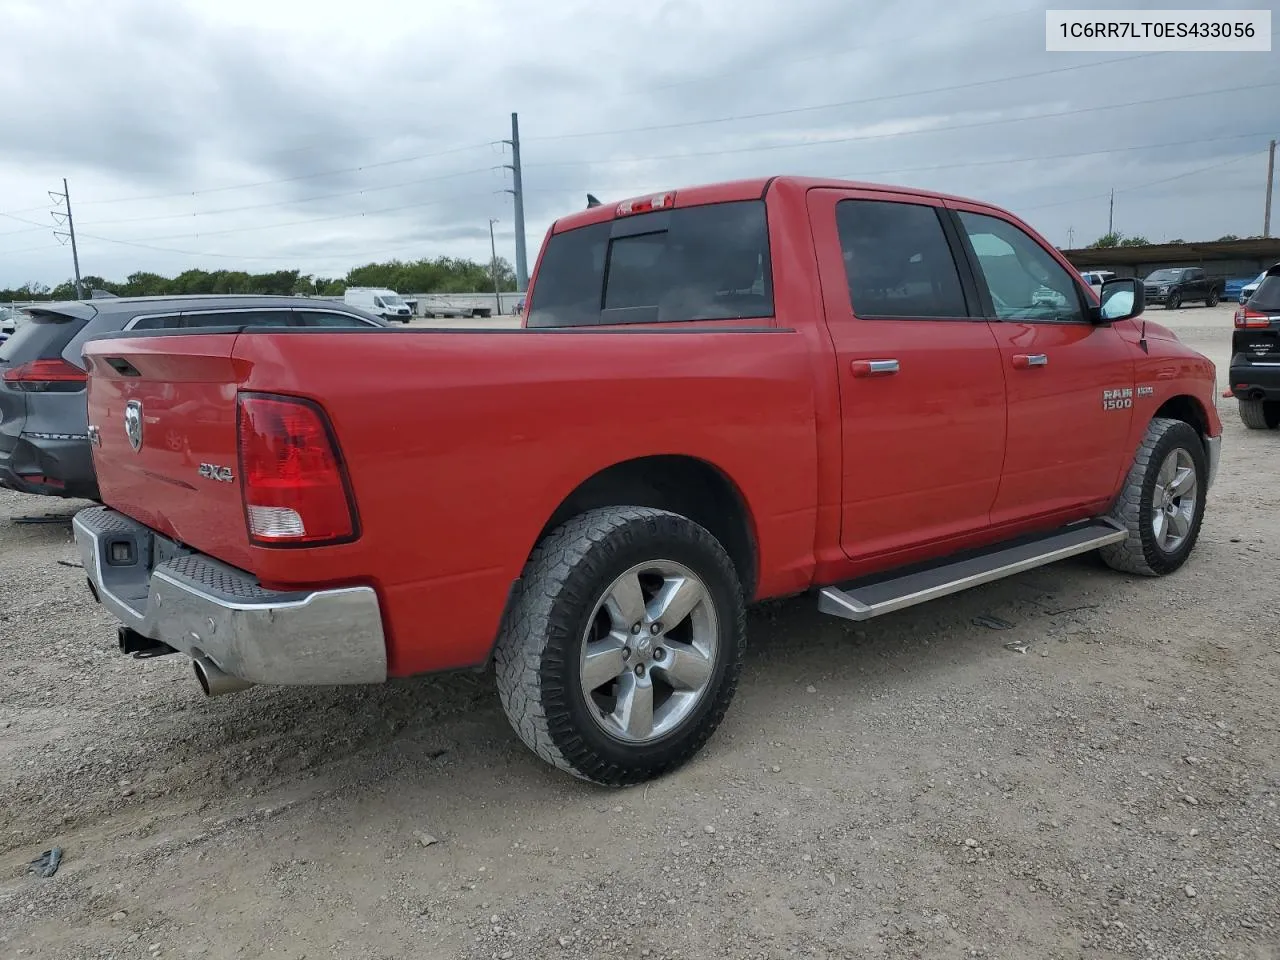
[84,335,255,571]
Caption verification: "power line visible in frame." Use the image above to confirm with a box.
[524,80,1280,169]
[833,131,1275,182]
[90,189,497,244]
[629,3,1048,95]
[527,53,1160,143]
[1016,150,1267,214]
[80,165,500,227]
[72,140,497,207]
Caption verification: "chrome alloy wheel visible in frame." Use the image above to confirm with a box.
[1152,447,1198,552]
[579,560,719,744]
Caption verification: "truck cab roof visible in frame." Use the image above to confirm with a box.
[549,176,998,235]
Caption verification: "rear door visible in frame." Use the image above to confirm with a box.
[947,203,1135,523]
[806,188,1007,561]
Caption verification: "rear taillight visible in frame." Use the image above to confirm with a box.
[2,358,87,392]
[236,393,358,547]
[1235,308,1271,328]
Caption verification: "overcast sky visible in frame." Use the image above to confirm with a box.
[0,0,1275,288]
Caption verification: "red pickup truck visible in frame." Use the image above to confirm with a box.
[74,177,1222,785]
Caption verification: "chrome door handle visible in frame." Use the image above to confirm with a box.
[851,359,900,377]
[1013,353,1048,369]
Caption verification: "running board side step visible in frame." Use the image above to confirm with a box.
[818,519,1126,622]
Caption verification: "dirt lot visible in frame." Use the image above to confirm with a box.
[1,305,1277,960]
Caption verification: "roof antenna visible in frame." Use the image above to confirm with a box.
[586,193,601,208]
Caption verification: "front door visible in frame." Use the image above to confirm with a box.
[947,203,1136,524]
[807,189,1007,563]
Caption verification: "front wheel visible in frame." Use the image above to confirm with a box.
[494,506,746,785]
[1100,418,1207,576]
[1166,291,1182,309]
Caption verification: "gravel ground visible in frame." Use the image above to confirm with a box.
[1,305,1277,960]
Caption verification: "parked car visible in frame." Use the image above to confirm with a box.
[0,296,386,501]
[1238,268,1270,304]
[1079,270,1116,297]
[343,287,414,323]
[1229,263,1280,429]
[1142,267,1225,309]
[73,177,1221,785]
[0,306,27,346]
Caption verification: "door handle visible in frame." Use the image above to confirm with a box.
[1012,353,1048,369]
[851,359,900,377]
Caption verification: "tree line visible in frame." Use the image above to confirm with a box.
[1,255,518,303]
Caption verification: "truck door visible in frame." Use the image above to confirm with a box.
[946,202,1136,523]
[806,188,1007,562]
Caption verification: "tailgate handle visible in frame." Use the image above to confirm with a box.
[851,359,900,377]
[105,357,141,377]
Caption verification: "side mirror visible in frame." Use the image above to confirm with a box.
[1096,277,1144,323]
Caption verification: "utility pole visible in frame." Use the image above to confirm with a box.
[1067,226,1075,248]
[1107,188,1115,236]
[488,218,502,314]
[502,112,529,292]
[50,178,83,299]
[1264,138,1276,238]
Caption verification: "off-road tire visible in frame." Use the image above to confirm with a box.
[494,506,746,786]
[1100,417,1207,576]
[1238,398,1280,430]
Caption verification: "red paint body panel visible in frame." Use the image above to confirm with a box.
[83,176,1222,680]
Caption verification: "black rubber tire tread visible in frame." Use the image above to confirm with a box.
[1238,398,1280,430]
[1166,291,1181,309]
[493,506,745,786]
[1100,417,1207,577]
[1206,289,1219,307]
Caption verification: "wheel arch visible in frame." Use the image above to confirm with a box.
[532,455,760,601]
[1153,394,1209,440]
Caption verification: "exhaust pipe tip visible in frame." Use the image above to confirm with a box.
[193,656,255,698]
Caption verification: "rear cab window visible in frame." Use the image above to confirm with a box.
[0,310,88,367]
[526,200,773,327]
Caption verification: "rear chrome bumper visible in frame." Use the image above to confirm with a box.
[1205,435,1222,491]
[72,506,387,686]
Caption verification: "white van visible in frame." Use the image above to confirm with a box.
[344,287,414,323]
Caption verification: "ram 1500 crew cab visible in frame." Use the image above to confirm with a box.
[73,177,1222,785]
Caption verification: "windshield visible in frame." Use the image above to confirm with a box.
[381,293,403,305]
[1146,269,1183,282]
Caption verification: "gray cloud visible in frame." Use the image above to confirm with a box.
[0,0,1275,287]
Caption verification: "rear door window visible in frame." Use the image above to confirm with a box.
[526,199,773,327]
[0,311,88,366]
[180,310,293,328]
[129,315,182,331]
[293,310,377,327]
[835,200,970,318]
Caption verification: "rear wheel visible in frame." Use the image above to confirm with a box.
[1100,418,1207,576]
[1238,398,1280,430]
[494,506,745,785]
[1206,289,1220,307]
